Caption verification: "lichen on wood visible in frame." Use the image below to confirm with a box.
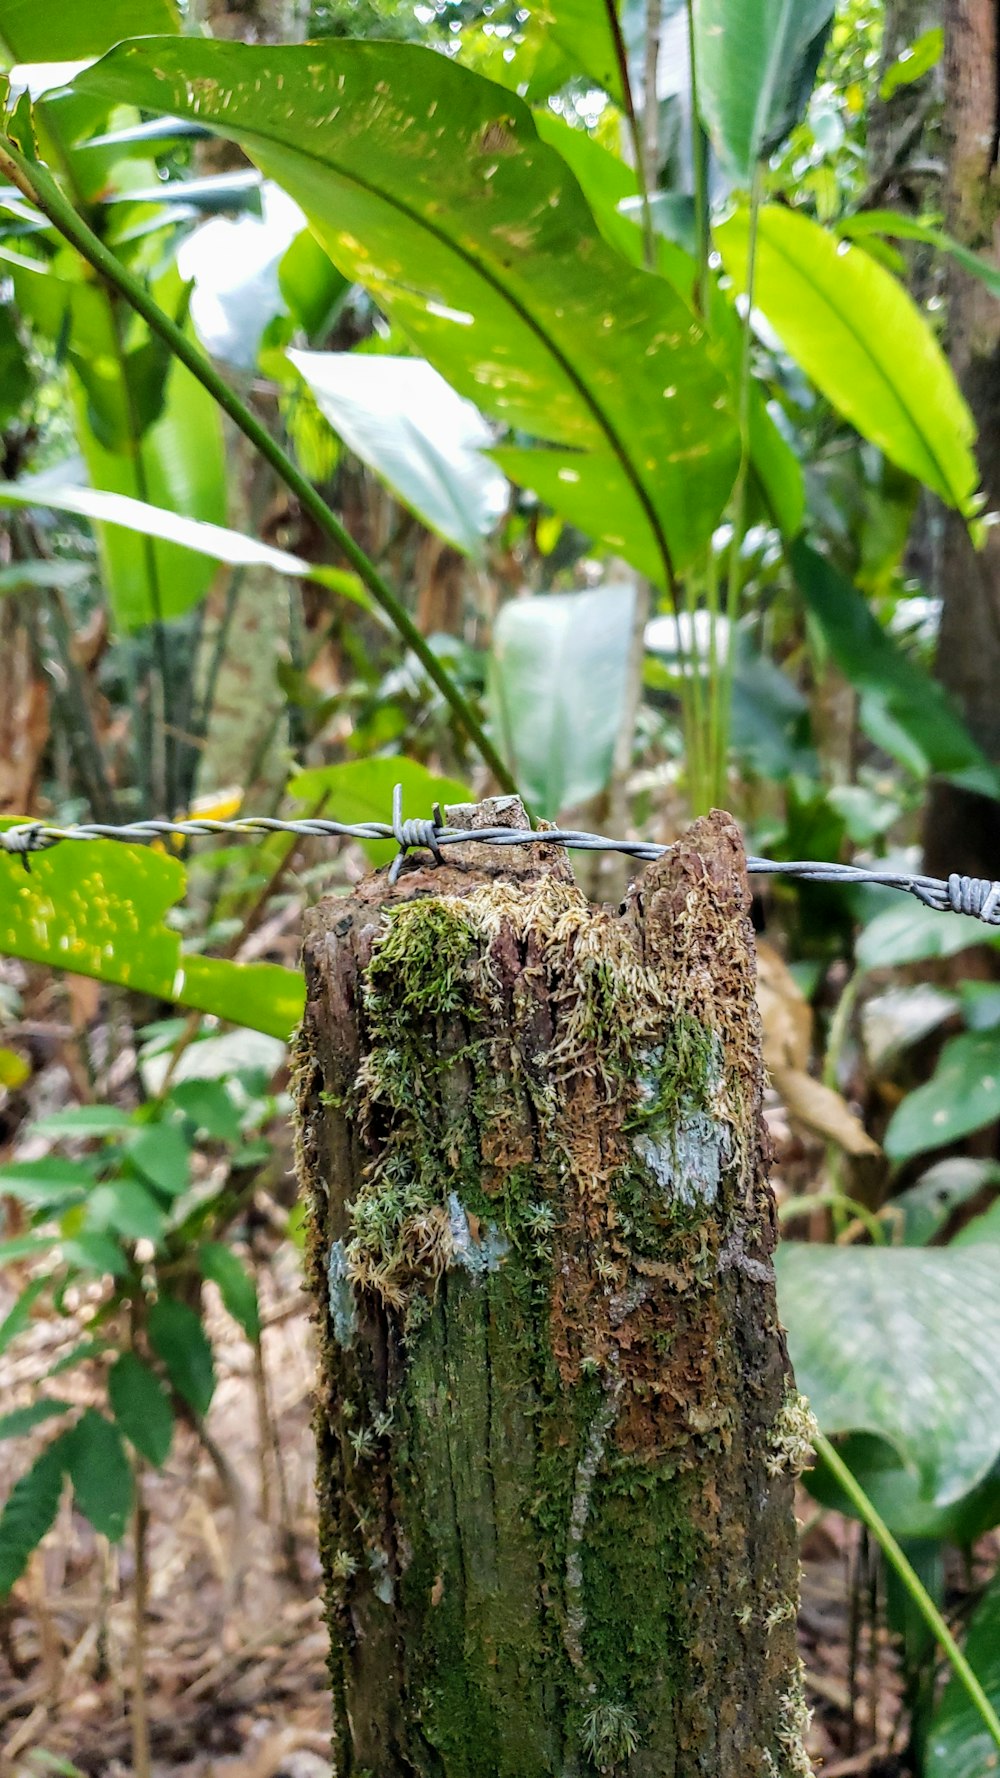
[294,802,811,1777]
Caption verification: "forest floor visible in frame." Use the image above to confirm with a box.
[0,980,979,1778]
[0,1237,913,1778]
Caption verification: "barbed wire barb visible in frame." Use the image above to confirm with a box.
[3,788,1000,927]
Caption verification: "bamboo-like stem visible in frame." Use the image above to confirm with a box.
[604,0,656,271]
[815,1431,1000,1758]
[131,1462,152,1778]
[0,135,516,794]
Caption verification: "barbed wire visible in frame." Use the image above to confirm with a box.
[2,784,1000,925]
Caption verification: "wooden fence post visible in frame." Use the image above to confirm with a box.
[293,798,815,1777]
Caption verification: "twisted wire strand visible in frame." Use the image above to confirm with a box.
[2,785,1000,926]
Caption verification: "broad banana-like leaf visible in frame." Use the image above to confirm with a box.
[718,206,979,515]
[289,351,508,558]
[692,0,835,180]
[73,37,741,583]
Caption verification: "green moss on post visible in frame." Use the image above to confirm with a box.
[294,802,812,1777]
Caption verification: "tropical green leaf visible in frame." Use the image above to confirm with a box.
[0,1400,72,1441]
[0,1433,68,1595]
[199,1243,260,1341]
[288,351,507,559]
[288,756,471,867]
[806,1432,1000,1544]
[0,560,89,597]
[101,169,263,216]
[126,1123,190,1199]
[532,0,623,103]
[0,1157,94,1208]
[278,226,349,338]
[717,205,979,513]
[928,1565,1000,1778]
[62,1231,128,1275]
[889,1158,1000,1246]
[74,37,741,581]
[0,1282,49,1368]
[955,1198,1000,1245]
[0,0,176,59]
[108,1352,174,1467]
[791,540,993,786]
[693,0,835,179]
[33,1107,131,1137]
[169,1079,243,1145]
[65,1408,132,1541]
[10,253,228,625]
[0,474,313,579]
[885,1031,1000,1162]
[880,26,943,100]
[776,1243,1000,1506]
[85,1178,166,1243]
[840,208,1000,301]
[178,956,302,1042]
[0,821,302,1040]
[487,584,634,817]
[148,1295,215,1417]
[856,900,996,972]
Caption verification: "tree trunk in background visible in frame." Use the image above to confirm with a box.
[191,0,303,806]
[924,0,1000,877]
[293,802,815,1777]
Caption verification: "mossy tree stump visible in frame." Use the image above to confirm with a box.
[294,800,815,1778]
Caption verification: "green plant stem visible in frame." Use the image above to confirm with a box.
[717,160,763,804]
[815,1430,1000,1758]
[0,137,516,796]
[604,0,656,272]
[684,0,711,318]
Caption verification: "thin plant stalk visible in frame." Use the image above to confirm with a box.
[718,160,764,795]
[131,1461,152,1778]
[815,1430,1000,1759]
[604,0,656,271]
[0,136,517,796]
[684,0,711,318]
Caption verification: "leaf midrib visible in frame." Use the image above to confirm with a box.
[137,69,685,592]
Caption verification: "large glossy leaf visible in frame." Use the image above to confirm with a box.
[288,351,508,559]
[0,473,313,579]
[0,821,303,1039]
[693,0,835,179]
[885,1031,1000,1162]
[928,1567,1000,1778]
[532,0,624,103]
[717,205,979,514]
[856,900,996,972]
[791,540,993,787]
[74,38,740,581]
[776,1243,1000,1506]
[0,0,175,58]
[486,584,634,817]
[518,114,806,543]
[840,209,1000,302]
[288,756,471,868]
[177,181,306,369]
[9,252,228,626]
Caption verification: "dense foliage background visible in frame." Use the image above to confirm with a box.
[2,1,1000,1773]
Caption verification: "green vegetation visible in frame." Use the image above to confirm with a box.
[0,0,1000,1771]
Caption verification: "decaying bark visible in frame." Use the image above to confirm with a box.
[294,801,814,1778]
